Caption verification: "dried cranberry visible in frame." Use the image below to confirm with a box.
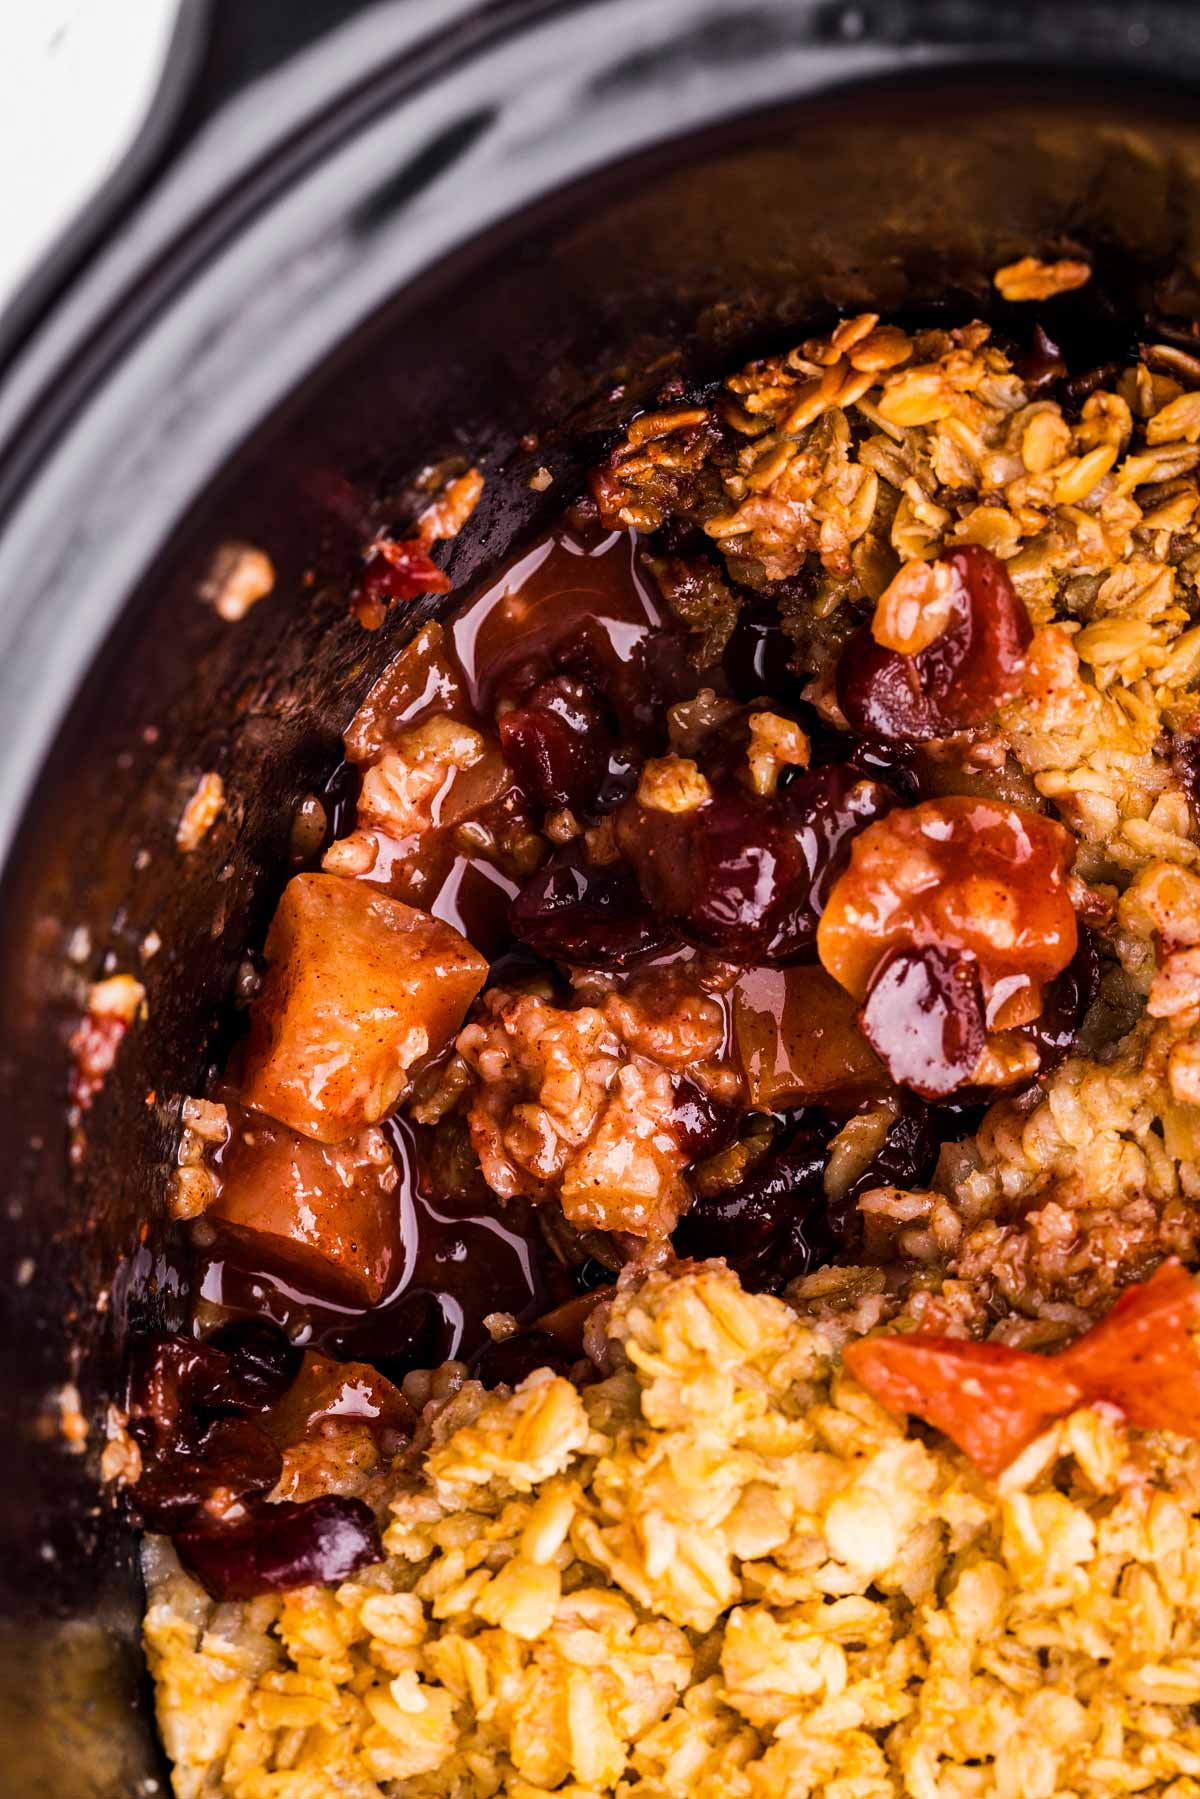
[127,1337,236,1447]
[833,1100,939,1244]
[837,546,1032,741]
[205,1321,304,1408]
[838,629,938,739]
[498,675,612,814]
[128,1329,298,1449]
[359,538,450,609]
[860,947,986,1099]
[473,1330,576,1389]
[68,1011,127,1109]
[1017,927,1101,1077]
[509,845,676,968]
[1060,360,1124,416]
[617,767,894,963]
[127,1326,311,1532]
[674,1118,835,1292]
[784,767,898,926]
[529,614,694,750]
[1015,324,1067,395]
[1171,728,1200,816]
[131,1417,282,1533]
[574,1256,616,1294]
[592,744,641,814]
[841,735,923,802]
[670,1076,741,1161]
[617,785,784,959]
[176,1496,383,1600]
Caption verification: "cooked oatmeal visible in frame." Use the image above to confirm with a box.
[124,302,1200,1797]
[146,1263,1200,1799]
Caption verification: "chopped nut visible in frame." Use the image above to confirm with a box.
[322,834,378,878]
[635,756,711,813]
[417,468,485,542]
[100,1405,142,1485]
[744,712,811,796]
[176,772,225,852]
[203,541,275,620]
[88,974,146,1023]
[483,1312,519,1341]
[181,1096,230,1144]
[993,256,1091,302]
[170,1164,215,1220]
[823,1101,897,1203]
[971,1034,1040,1087]
[544,808,581,844]
[818,798,1078,1009]
[460,989,691,1236]
[528,467,554,493]
[871,557,958,655]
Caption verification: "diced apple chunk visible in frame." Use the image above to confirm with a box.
[733,965,886,1111]
[210,1102,402,1306]
[264,1351,413,1445]
[240,872,488,1142]
[262,1351,414,1502]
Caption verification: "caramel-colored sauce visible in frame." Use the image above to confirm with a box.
[449,528,664,713]
[733,964,886,1111]
[195,1115,574,1372]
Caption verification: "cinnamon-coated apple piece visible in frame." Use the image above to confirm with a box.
[240,872,488,1142]
[209,1102,402,1306]
[261,1350,415,1500]
[733,964,887,1110]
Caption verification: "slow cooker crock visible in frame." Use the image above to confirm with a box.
[7,1,1200,1790]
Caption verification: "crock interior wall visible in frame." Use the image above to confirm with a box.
[6,76,1200,1797]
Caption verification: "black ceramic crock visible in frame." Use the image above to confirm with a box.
[6,1,1200,1790]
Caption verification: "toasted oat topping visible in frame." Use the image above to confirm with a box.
[993,254,1092,302]
[146,1263,1200,1799]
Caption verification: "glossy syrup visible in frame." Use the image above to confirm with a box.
[190,528,661,1372]
[194,1115,576,1374]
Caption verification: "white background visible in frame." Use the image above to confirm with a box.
[0,0,178,315]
